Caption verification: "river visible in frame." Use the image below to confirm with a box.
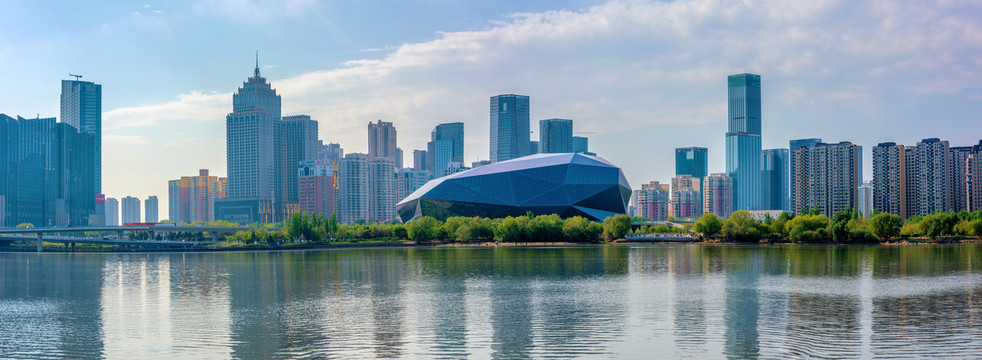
[1,245,980,359]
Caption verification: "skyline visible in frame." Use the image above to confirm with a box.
[3,0,982,216]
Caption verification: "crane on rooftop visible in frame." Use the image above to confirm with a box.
[69,73,82,81]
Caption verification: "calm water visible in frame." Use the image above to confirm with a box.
[1,245,980,359]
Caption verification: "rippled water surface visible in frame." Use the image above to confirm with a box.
[1,245,981,359]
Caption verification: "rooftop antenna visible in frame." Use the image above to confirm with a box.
[69,73,82,81]
[254,51,260,77]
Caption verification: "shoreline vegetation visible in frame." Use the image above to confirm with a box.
[5,209,982,253]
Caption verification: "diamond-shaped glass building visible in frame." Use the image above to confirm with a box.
[396,153,632,222]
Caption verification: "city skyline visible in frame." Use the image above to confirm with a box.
[3,0,982,216]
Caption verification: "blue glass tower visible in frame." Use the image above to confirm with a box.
[490,94,530,162]
[761,148,789,211]
[60,79,102,194]
[427,122,464,175]
[725,73,762,211]
[538,119,573,153]
[675,147,708,179]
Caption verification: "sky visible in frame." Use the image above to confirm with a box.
[2,0,982,219]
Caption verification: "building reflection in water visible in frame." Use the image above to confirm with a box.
[723,247,761,359]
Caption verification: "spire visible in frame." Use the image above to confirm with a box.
[254,50,260,78]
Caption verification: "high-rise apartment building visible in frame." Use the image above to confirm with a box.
[298,160,337,218]
[490,94,531,162]
[168,169,227,223]
[121,196,141,224]
[105,197,119,226]
[670,175,701,219]
[395,168,432,204]
[703,173,734,218]
[339,153,369,224]
[950,145,976,212]
[914,138,951,215]
[225,60,282,210]
[967,154,982,212]
[60,79,102,193]
[413,150,428,171]
[280,115,319,208]
[791,141,863,216]
[872,142,906,217]
[760,148,789,211]
[145,196,158,223]
[634,181,670,221]
[789,138,822,213]
[538,119,573,153]
[858,181,873,217]
[368,120,398,164]
[368,157,397,223]
[725,73,762,211]
[676,147,708,180]
[318,142,343,163]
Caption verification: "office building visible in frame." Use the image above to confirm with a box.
[145,196,158,223]
[490,94,531,162]
[121,196,141,224]
[789,138,822,213]
[791,141,862,216]
[671,175,701,219]
[105,198,119,226]
[761,148,789,211]
[635,181,670,221]
[280,115,319,207]
[225,58,282,219]
[538,119,573,153]
[725,73,762,211]
[168,169,227,223]
[413,149,427,171]
[368,120,398,164]
[573,136,590,155]
[339,153,369,224]
[871,142,907,217]
[428,139,454,177]
[0,115,59,227]
[60,79,102,193]
[426,122,463,174]
[703,173,734,218]
[368,157,397,223]
[676,147,709,180]
[858,181,873,217]
[298,160,337,218]
[56,121,99,226]
[395,168,432,204]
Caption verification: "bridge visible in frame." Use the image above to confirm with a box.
[0,225,281,252]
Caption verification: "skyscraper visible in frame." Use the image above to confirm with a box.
[368,120,398,164]
[395,168,432,204]
[168,169,227,224]
[427,122,464,175]
[490,94,530,162]
[339,153,369,224]
[225,58,282,205]
[121,196,141,224]
[60,79,102,193]
[791,141,863,216]
[413,149,428,171]
[0,115,59,227]
[858,181,873,217]
[676,147,708,179]
[760,148,789,211]
[703,173,734,218]
[280,115,319,207]
[318,142,344,163]
[368,157,396,223]
[105,197,119,226]
[145,196,158,223]
[872,142,906,216]
[538,119,573,153]
[789,138,822,213]
[915,138,951,215]
[573,136,590,154]
[725,73,762,211]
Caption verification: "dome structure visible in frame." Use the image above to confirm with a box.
[396,153,631,222]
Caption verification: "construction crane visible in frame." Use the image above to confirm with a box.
[69,73,82,81]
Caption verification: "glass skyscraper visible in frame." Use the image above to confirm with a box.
[427,122,464,175]
[725,73,762,211]
[60,79,102,193]
[490,94,530,162]
[538,118,573,153]
[761,148,789,211]
[675,147,708,179]
[225,60,282,201]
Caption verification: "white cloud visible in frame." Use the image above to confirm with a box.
[103,91,229,130]
[104,134,150,144]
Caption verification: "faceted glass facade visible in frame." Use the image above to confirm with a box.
[726,73,762,211]
[396,153,631,222]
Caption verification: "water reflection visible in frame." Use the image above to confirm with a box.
[0,245,980,359]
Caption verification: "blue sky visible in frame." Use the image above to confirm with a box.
[2,0,982,216]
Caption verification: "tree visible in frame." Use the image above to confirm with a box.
[602,215,632,241]
[721,210,765,242]
[406,216,442,242]
[919,212,956,239]
[527,214,564,242]
[563,216,602,243]
[964,219,982,238]
[771,212,792,238]
[495,216,529,242]
[16,223,34,229]
[692,213,722,238]
[786,214,830,243]
[868,213,903,240]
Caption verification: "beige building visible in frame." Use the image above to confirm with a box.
[702,173,733,218]
[634,181,670,221]
[670,175,701,219]
[791,141,862,216]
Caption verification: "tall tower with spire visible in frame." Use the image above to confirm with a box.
[223,54,282,219]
